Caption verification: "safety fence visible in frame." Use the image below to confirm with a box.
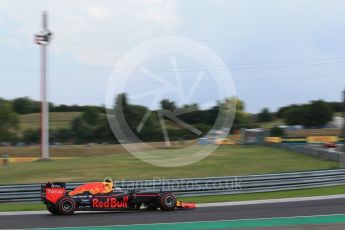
[1,169,345,202]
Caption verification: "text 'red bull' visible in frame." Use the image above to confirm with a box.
[92,196,129,208]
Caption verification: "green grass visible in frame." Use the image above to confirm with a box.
[0,144,128,157]
[18,112,81,131]
[0,145,338,184]
[0,202,45,212]
[1,184,345,212]
[180,184,345,203]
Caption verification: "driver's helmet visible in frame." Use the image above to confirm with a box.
[103,176,114,191]
[104,176,113,183]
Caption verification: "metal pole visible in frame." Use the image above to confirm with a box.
[34,11,52,159]
[40,12,49,159]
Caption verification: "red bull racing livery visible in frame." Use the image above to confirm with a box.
[41,182,195,215]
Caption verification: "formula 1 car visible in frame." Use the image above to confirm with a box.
[41,182,195,215]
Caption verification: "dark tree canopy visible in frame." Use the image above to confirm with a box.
[160,99,177,111]
[13,97,40,114]
[0,99,18,141]
[284,100,333,127]
[257,108,273,122]
[270,127,285,137]
[81,107,100,125]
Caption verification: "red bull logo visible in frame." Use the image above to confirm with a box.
[92,196,128,208]
[69,182,113,196]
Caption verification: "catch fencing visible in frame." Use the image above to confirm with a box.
[266,143,343,161]
[1,169,345,202]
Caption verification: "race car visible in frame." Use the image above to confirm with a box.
[41,181,195,215]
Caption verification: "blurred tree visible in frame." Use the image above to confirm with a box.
[182,103,199,110]
[270,126,285,137]
[93,117,117,143]
[13,97,40,114]
[22,129,40,143]
[233,98,244,111]
[278,101,340,119]
[328,102,343,113]
[277,105,293,119]
[230,98,256,130]
[284,105,306,126]
[284,101,333,127]
[304,100,333,127]
[0,99,18,141]
[160,99,176,111]
[257,108,273,122]
[71,117,90,143]
[115,93,128,109]
[81,107,100,125]
[54,128,73,143]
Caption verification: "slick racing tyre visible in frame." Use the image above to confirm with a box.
[46,202,60,215]
[159,193,176,211]
[57,197,76,215]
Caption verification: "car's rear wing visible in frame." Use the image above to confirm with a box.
[41,182,66,204]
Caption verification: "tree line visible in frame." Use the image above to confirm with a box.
[12,97,105,114]
[0,96,341,144]
[0,95,255,144]
[256,100,342,127]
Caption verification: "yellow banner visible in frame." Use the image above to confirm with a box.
[8,157,71,163]
[306,136,338,143]
[265,137,282,143]
[282,138,306,142]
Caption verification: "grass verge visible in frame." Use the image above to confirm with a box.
[18,112,81,132]
[0,146,339,183]
[180,184,345,203]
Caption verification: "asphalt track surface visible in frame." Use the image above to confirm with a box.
[2,198,345,229]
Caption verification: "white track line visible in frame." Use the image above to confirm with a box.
[2,194,345,216]
[197,194,345,207]
[0,210,48,216]
[34,213,345,230]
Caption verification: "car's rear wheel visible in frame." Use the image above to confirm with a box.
[57,197,76,215]
[46,203,60,215]
[159,193,176,211]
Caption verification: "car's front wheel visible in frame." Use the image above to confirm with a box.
[159,193,176,211]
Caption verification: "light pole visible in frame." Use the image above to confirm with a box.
[34,11,52,160]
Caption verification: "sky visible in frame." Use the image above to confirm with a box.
[0,0,344,113]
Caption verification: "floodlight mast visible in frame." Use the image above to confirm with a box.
[34,11,52,160]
